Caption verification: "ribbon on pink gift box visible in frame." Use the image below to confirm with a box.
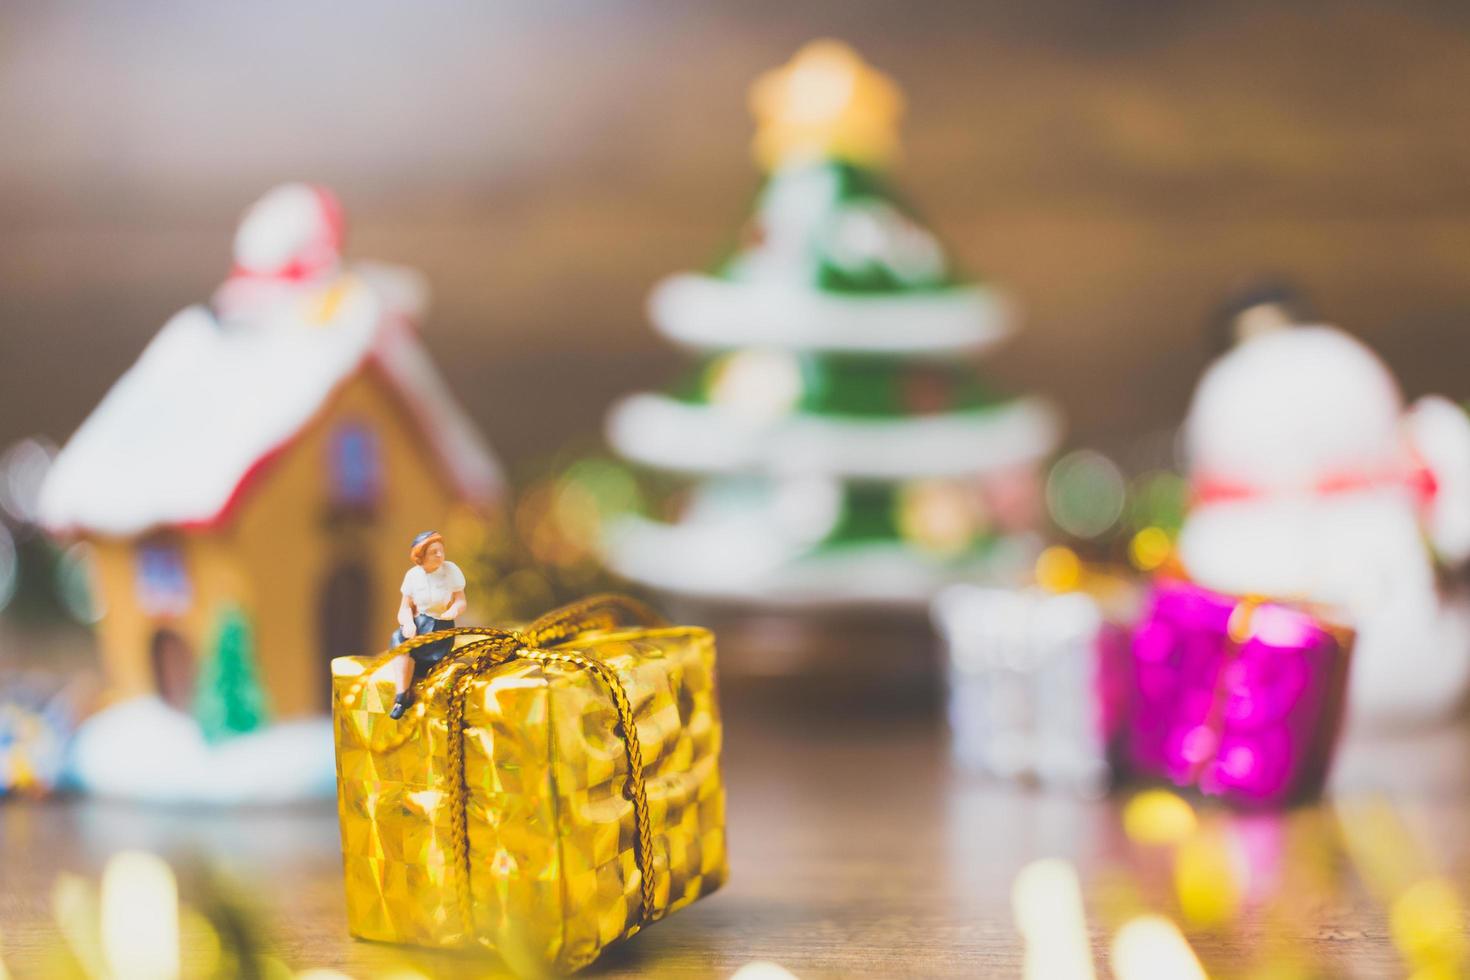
[1124,579,1354,807]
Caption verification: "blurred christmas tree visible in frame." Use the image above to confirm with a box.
[604,40,1062,608]
[193,608,267,742]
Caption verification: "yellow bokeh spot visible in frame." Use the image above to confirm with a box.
[1174,830,1241,927]
[1227,596,1265,645]
[897,480,978,556]
[1129,526,1172,572]
[178,907,222,979]
[100,851,180,980]
[258,956,296,980]
[1407,966,1463,980]
[1111,915,1207,980]
[1035,545,1082,593]
[1123,790,1197,846]
[52,872,105,979]
[1391,877,1467,968]
[750,39,904,172]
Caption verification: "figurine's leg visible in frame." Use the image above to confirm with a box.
[386,624,417,719]
[388,617,447,720]
[385,628,414,691]
[386,653,415,720]
[389,654,414,695]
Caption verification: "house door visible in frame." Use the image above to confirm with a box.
[150,628,196,711]
[319,560,373,710]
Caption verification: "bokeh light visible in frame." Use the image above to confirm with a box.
[52,873,103,977]
[516,457,644,574]
[1174,829,1243,926]
[1128,526,1172,572]
[1110,915,1206,980]
[1128,470,1189,535]
[1034,545,1082,593]
[562,458,643,529]
[1390,877,1466,973]
[100,851,180,980]
[0,522,17,615]
[1123,790,1197,846]
[176,908,221,978]
[730,962,801,980]
[1046,450,1125,540]
[54,542,104,624]
[1011,858,1095,980]
[897,479,983,555]
[0,438,56,525]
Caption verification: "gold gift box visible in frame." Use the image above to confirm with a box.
[330,596,728,973]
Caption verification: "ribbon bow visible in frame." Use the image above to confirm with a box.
[345,594,667,939]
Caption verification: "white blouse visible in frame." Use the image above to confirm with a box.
[400,561,466,620]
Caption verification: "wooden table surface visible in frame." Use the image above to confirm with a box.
[4,679,1469,979]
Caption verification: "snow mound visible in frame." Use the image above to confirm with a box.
[67,697,336,805]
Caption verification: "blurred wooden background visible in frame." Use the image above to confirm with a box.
[5,1,1470,470]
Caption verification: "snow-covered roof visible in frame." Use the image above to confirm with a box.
[39,263,503,538]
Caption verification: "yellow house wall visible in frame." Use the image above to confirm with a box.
[87,537,154,702]
[85,366,476,720]
[222,369,468,718]
[85,533,242,705]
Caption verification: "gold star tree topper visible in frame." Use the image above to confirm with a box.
[750,40,905,173]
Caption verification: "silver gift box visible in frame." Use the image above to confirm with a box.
[933,584,1127,795]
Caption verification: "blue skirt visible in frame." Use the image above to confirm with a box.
[391,614,456,679]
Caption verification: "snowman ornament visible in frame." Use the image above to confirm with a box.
[1178,321,1470,726]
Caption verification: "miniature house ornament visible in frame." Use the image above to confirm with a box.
[604,40,1061,608]
[1177,318,1470,725]
[36,184,504,803]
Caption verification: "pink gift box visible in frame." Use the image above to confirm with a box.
[1124,579,1353,806]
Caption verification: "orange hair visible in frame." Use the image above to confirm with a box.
[409,532,444,566]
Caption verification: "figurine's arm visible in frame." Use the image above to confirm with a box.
[445,590,467,621]
[398,594,418,638]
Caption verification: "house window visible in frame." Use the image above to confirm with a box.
[135,541,191,617]
[329,422,380,509]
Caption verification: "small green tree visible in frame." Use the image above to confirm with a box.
[194,606,269,743]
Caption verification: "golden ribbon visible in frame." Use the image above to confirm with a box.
[356,594,667,940]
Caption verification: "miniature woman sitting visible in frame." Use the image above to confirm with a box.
[385,530,467,718]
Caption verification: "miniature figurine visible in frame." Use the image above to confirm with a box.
[384,530,467,718]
